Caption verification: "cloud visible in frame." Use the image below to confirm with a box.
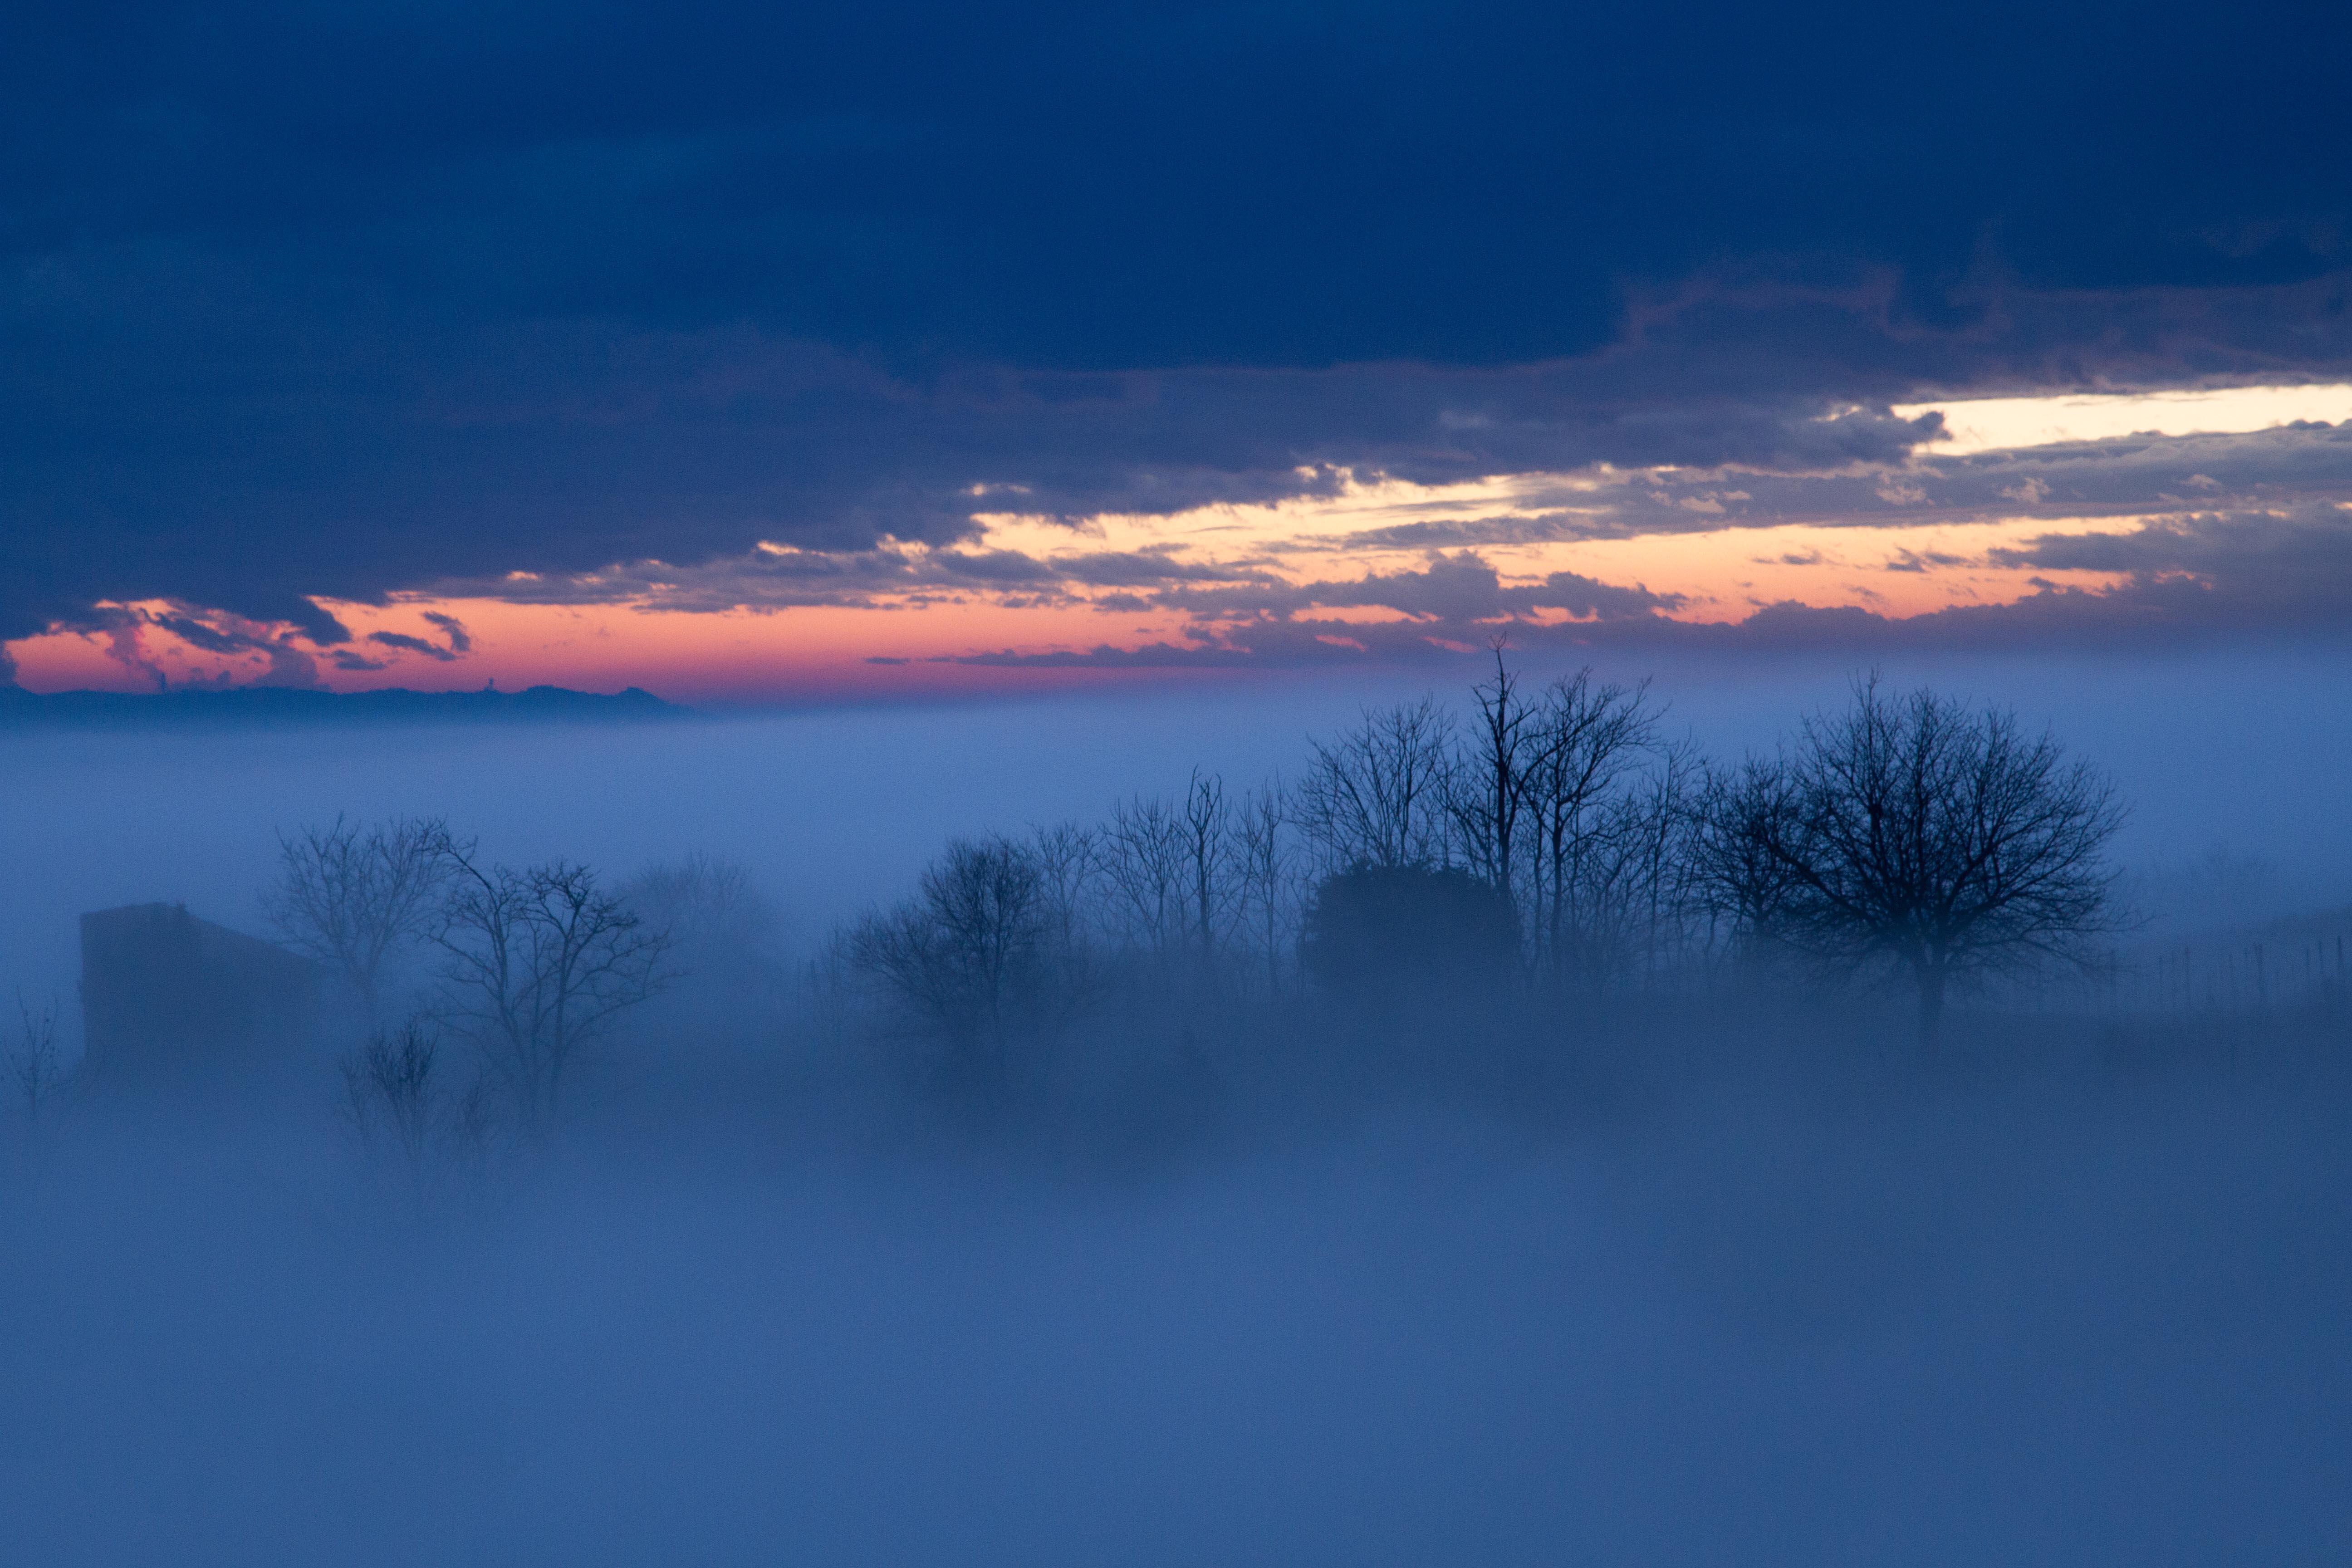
[50,603,324,689]
[1884,550,1965,573]
[19,0,2342,382]
[941,644,1264,670]
[363,612,474,663]
[421,612,473,653]
[1981,506,2352,634]
[936,505,2352,668]
[1489,507,2352,655]
[904,552,1686,671]
[4,0,2351,659]
[368,631,461,662]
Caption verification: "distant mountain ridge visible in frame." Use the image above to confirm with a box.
[0,682,688,729]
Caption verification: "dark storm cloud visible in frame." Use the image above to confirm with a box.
[3,0,2350,647]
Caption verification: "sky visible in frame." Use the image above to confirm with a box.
[3,0,2351,701]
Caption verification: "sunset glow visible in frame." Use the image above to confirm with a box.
[3,464,2165,701]
[1895,383,2352,456]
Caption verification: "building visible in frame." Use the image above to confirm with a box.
[79,903,322,1080]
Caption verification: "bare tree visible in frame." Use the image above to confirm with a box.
[1568,739,1711,989]
[1523,671,1659,982]
[1028,822,1102,954]
[1446,645,1544,916]
[845,836,1063,1075]
[431,853,671,1122]
[625,853,781,959]
[1715,678,2125,1042]
[263,815,461,1020]
[9,995,63,1130]
[1178,771,1240,965]
[1234,783,1296,996]
[1693,757,1811,958]
[624,853,792,1046]
[1297,697,1456,872]
[1101,794,1189,961]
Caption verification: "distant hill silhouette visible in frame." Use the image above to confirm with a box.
[0,683,687,730]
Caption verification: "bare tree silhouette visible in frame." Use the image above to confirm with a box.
[1297,697,1455,872]
[1234,783,1296,997]
[1447,645,1544,920]
[263,815,461,1021]
[1694,758,1811,960]
[431,852,671,1122]
[1177,771,1239,970]
[1708,677,2125,1043]
[8,995,63,1130]
[1102,794,1189,963]
[1523,671,1659,985]
[1027,822,1102,955]
[845,836,1066,1079]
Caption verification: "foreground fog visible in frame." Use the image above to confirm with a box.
[6,1052,2349,1566]
[3,648,2351,1565]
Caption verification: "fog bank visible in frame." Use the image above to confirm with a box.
[4,648,2351,1565]
[5,1054,2349,1567]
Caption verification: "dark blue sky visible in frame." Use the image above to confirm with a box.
[4,0,2349,663]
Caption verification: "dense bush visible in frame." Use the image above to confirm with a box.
[1300,864,1520,1019]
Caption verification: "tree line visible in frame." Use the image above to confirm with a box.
[257,820,671,1162]
[834,659,2126,1070]
[35,661,2120,1164]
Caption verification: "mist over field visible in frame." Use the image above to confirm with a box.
[13,0,2351,1553]
[5,648,2352,1566]
[5,647,2350,1000]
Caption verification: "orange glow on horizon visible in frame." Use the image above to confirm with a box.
[0,454,2168,701]
[1,521,2143,702]
[10,380,2342,700]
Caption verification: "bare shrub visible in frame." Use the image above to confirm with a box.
[343,1018,440,1171]
[8,995,64,1130]
[340,1017,500,1205]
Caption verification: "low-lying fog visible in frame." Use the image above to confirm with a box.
[3,647,2350,1564]
[9,1070,2350,1566]
[6,647,2351,994]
